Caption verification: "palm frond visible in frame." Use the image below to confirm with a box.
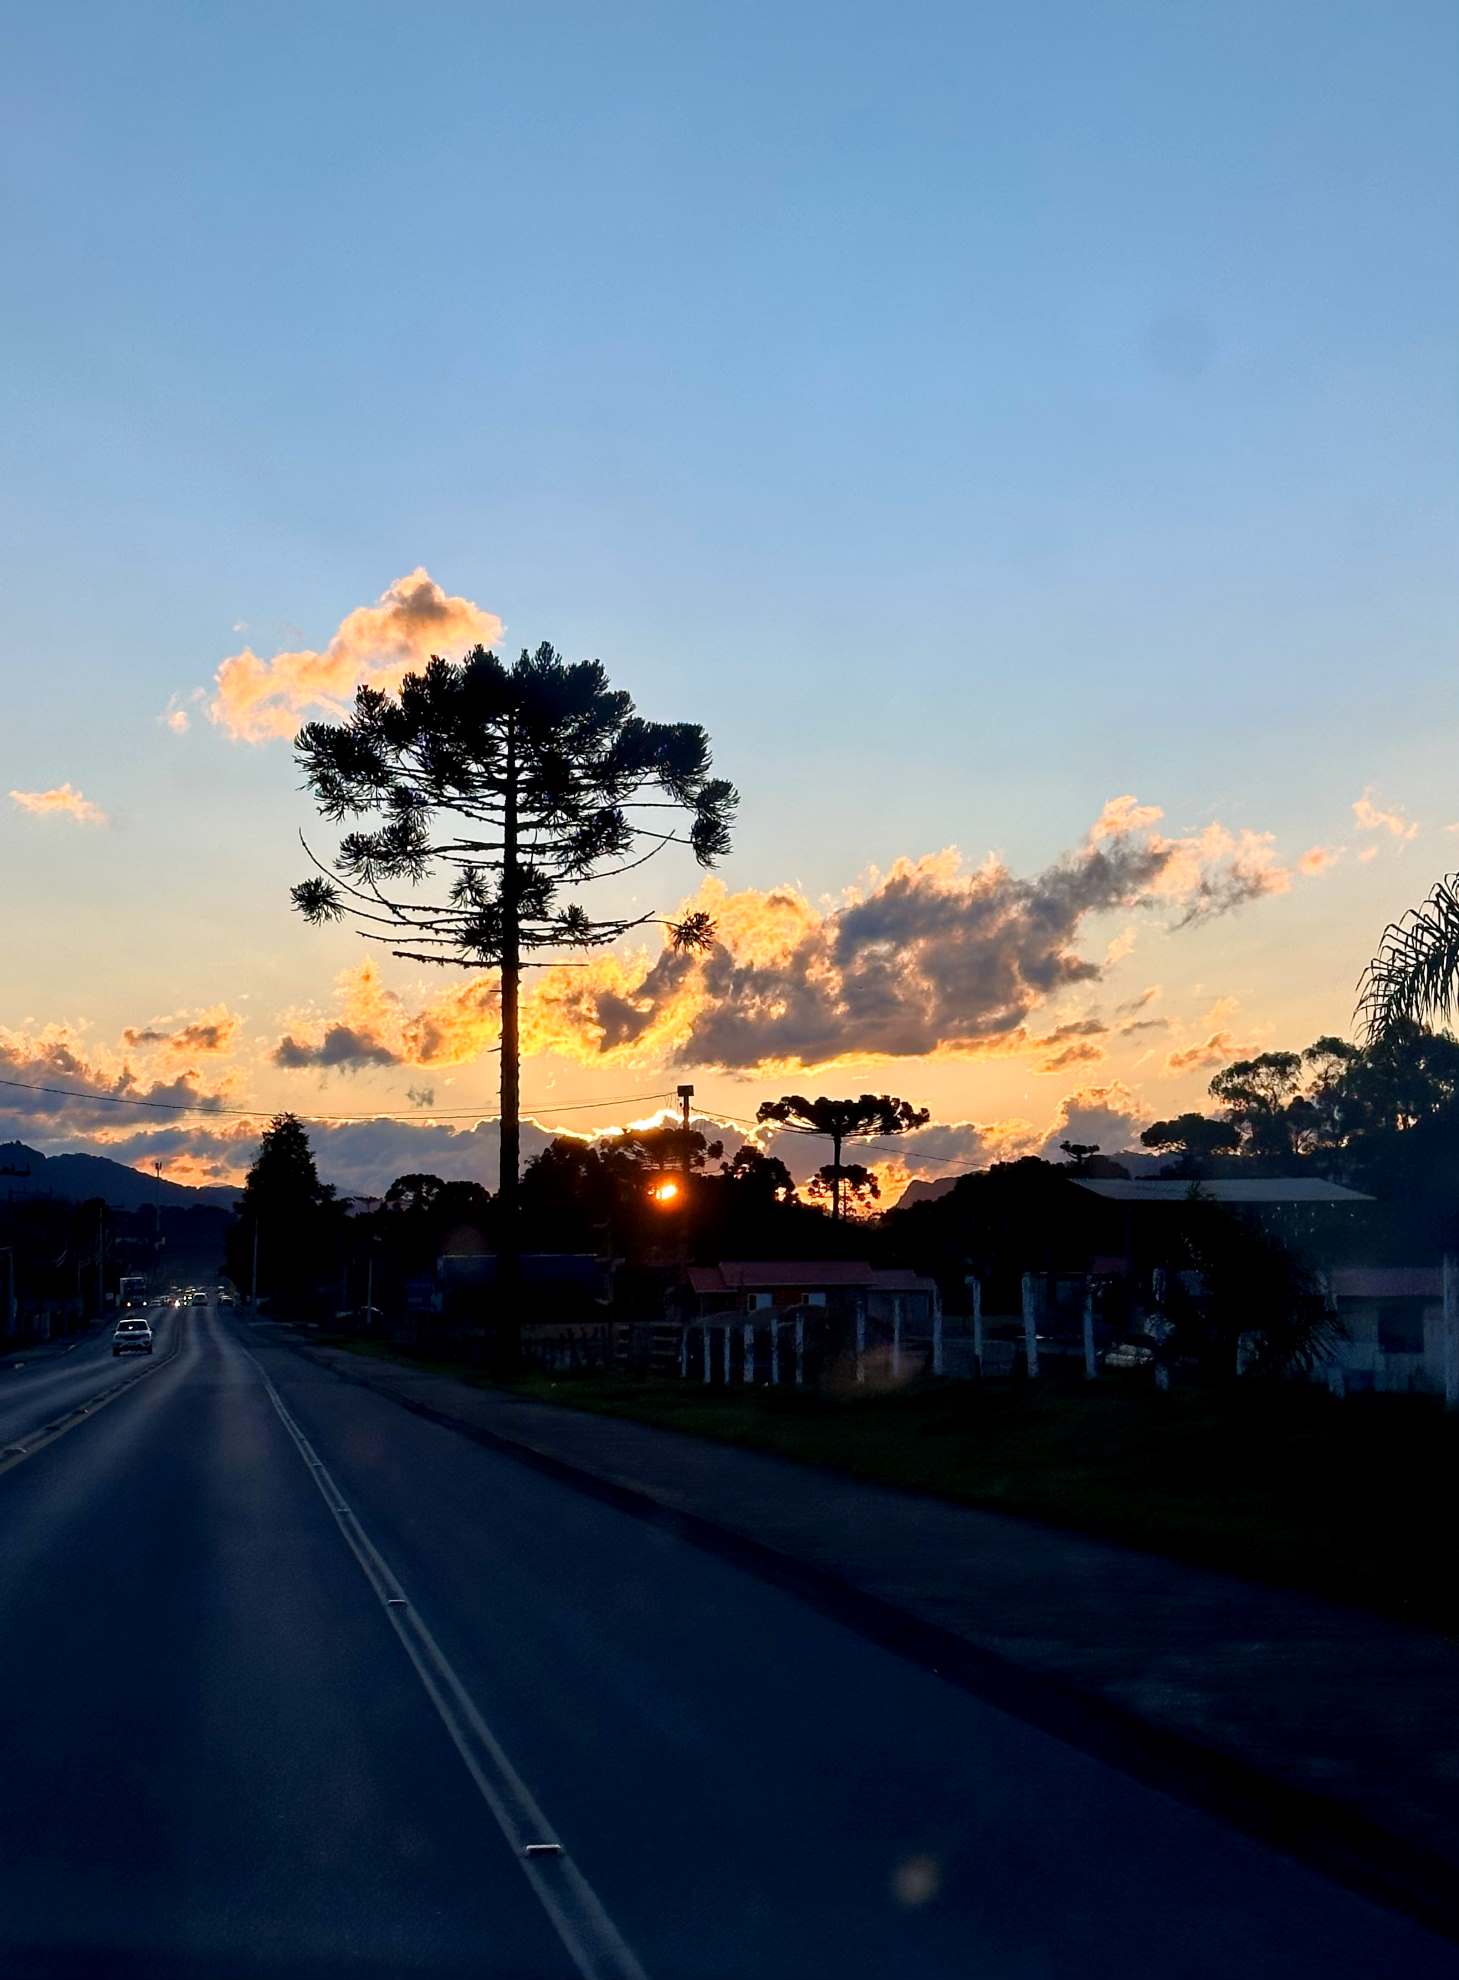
[1357,873,1459,1041]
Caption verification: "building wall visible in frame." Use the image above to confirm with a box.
[1330,1296,1444,1395]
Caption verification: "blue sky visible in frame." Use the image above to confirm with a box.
[2,2,1456,1189]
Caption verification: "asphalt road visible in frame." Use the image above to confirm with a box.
[0,1304,175,1452]
[1,1301,1454,1979]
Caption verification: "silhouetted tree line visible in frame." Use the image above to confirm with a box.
[889,1022,1459,1342]
[0,1195,115,1334]
[224,1104,939,1326]
[1138,1021,1459,1253]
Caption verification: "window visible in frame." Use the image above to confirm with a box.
[1378,1303,1424,1354]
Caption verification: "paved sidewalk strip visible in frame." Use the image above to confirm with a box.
[260,1327,1459,1932]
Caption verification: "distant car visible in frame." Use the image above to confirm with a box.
[217,1292,233,1308]
[1103,1341,1155,1370]
[191,1290,208,1308]
[113,1318,154,1356]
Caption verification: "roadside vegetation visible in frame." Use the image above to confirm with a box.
[327,1334,1459,1640]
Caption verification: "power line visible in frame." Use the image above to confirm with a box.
[707,1105,980,1168]
[0,1071,980,1166]
[0,1074,675,1128]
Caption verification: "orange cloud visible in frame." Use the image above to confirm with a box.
[273,962,501,1071]
[1040,1039,1106,1073]
[208,569,504,742]
[1145,824,1289,919]
[1104,924,1138,965]
[151,1150,249,1188]
[159,688,205,734]
[122,1008,243,1059]
[1353,788,1418,843]
[1091,795,1164,839]
[274,797,1296,1081]
[9,782,107,825]
[1165,1030,1236,1074]
[520,801,1294,1072]
[1092,796,1291,923]
[1297,844,1341,876]
[0,1024,235,1136]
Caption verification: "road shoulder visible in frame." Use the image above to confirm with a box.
[252,1322,1459,1946]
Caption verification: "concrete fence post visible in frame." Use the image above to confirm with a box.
[722,1322,732,1385]
[1151,1266,1170,1393]
[971,1275,983,1377]
[932,1304,944,1378]
[1082,1284,1097,1382]
[855,1307,866,1385]
[1020,1273,1040,1380]
[702,1325,711,1384]
[794,1312,805,1387]
[679,1325,688,1380]
[891,1295,903,1380]
[769,1315,780,1385]
[1444,1254,1459,1411]
[743,1319,756,1385]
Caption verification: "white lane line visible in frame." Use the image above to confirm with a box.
[0,1327,185,1479]
[242,1346,651,1980]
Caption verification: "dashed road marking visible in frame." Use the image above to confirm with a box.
[243,1345,651,1980]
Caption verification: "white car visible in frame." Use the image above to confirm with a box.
[113,1318,154,1357]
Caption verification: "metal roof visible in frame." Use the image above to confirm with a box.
[1070,1179,1373,1204]
[1331,1267,1441,1299]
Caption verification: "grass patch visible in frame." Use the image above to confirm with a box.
[334,1339,1459,1638]
[514,1370,1459,1637]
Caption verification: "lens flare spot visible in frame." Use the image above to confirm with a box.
[892,1854,941,1907]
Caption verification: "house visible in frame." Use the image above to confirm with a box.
[1325,1267,1447,1396]
[1068,1177,1374,1279]
[680,1261,942,1387]
[684,1261,939,1327]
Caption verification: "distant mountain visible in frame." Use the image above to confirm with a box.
[0,1142,238,1212]
[893,1176,961,1210]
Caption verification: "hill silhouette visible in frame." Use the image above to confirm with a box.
[0,1141,237,1211]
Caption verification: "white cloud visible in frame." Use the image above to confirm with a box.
[206,568,504,742]
[8,782,108,825]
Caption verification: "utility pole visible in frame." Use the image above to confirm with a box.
[153,1161,163,1291]
[251,1219,260,1309]
[675,1084,695,1284]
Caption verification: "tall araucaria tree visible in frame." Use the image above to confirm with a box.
[289,643,736,1346]
[755,1093,930,1222]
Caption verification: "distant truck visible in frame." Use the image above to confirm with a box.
[118,1274,149,1313]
